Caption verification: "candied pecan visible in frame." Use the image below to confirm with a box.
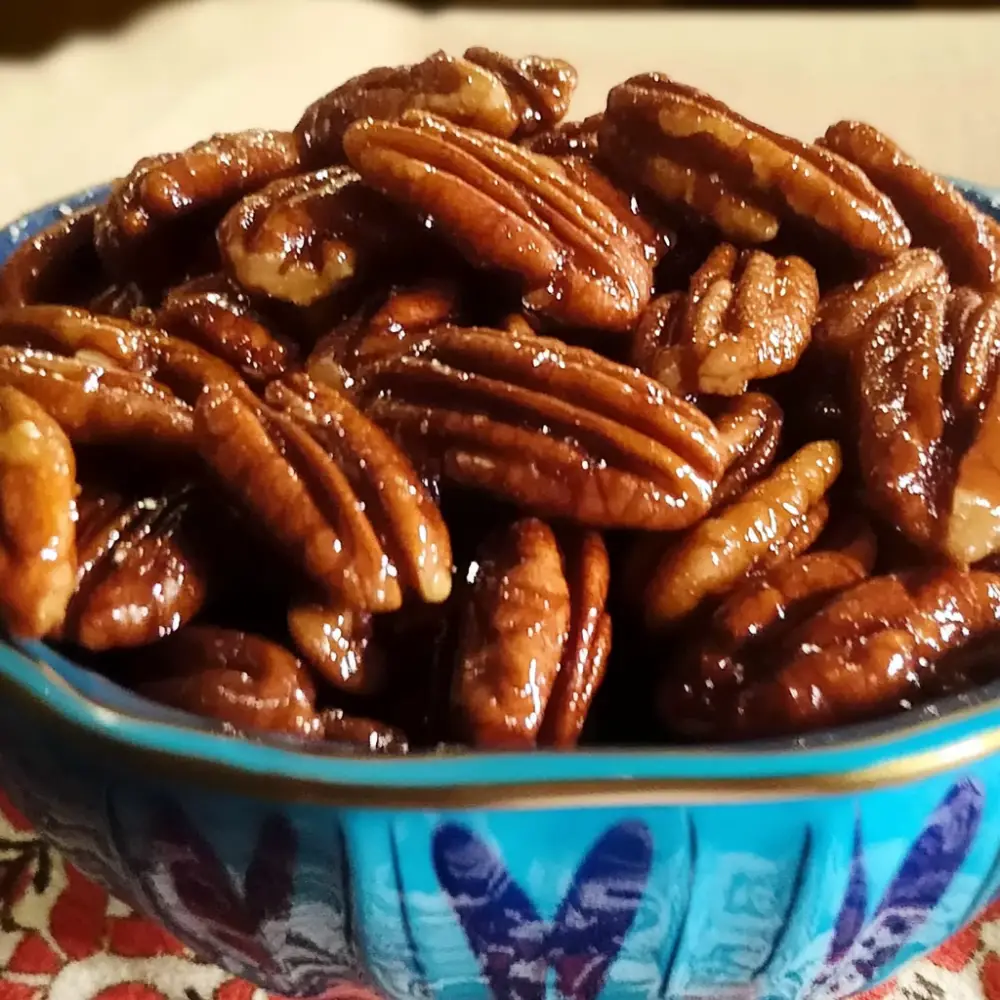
[218,167,412,306]
[134,627,323,738]
[0,348,193,451]
[295,51,521,164]
[320,708,407,753]
[342,112,653,332]
[156,274,298,386]
[735,568,1000,736]
[287,602,384,695]
[452,518,609,748]
[357,325,723,530]
[0,388,77,637]
[944,286,1000,422]
[642,440,841,629]
[711,392,784,508]
[522,114,602,158]
[814,248,947,356]
[600,74,910,255]
[658,551,870,739]
[632,245,818,395]
[0,208,102,308]
[60,485,208,651]
[463,47,577,138]
[94,131,301,273]
[822,121,1000,290]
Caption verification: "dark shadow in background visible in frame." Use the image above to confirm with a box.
[0,0,991,57]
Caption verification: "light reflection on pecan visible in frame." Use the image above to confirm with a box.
[287,602,384,695]
[522,114,602,159]
[320,708,408,752]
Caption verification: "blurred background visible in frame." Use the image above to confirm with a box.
[2,0,999,221]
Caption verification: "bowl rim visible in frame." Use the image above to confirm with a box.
[4,179,1000,809]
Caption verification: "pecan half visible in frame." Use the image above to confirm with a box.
[631,244,818,395]
[358,325,723,529]
[342,111,653,332]
[711,392,784,508]
[320,708,408,753]
[642,440,841,629]
[61,485,208,651]
[0,388,77,637]
[822,121,1000,290]
[218,167,411,306]
[0,208,102,308]
[156,274,298,386]
[134,627,323,738]
[287,602,384,695]
[452,518,609,748]
[463,48,577,138]
[600,74,910,255]
[94,131,301,273]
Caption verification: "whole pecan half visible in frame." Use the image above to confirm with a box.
[94,131,301,275]
[631,244,818,395]
[822,121,1000,290]
[600,74,910,255]
[711,392,784,508]
[0,388,77,637]
[357,325,723,529]
[134,627,323,739]
[218,167,412,306]
[452,518,609,748]
[342,111,653,332]
[0,208,102,308]
[641,439,841,629]
[61,484,208,651]
[156,274,298,387]
[287,601,385,695]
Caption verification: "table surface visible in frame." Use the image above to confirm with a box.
[2,0,1000,223]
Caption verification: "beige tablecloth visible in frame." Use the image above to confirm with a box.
[1,0,1000,222]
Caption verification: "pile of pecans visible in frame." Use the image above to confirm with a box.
[3,50,1000,752]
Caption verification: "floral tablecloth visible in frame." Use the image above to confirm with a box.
[0,789,995,1000]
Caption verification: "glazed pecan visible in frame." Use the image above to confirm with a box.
[134,627,323,739]
[944,286,1000,422]
[156,274,298,386]
[94,131,301,273]
[0,388,77,637]
[600,74,910,255]
[711,392,784,508]
[823,121,1000,290]
[320,708,407,752]
[522,114,602,158]
[463,47,577,138]
[358,325,723,530]
[814,248,947,356]
[642,440,841,629]
[195,374,451,611]
[631,244,818,395]
[0,208,102,308]
[342,111,653,332]
[287,601,384,695]
[0,349,193,451]
[61,485,208,651]
[218,167,411,306]
[452,518,609,748]
[657,551,870,739]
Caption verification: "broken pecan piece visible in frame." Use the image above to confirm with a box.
[452,518,609,748]
[822,121,1000,290]
[631,244,818,395]
[0,388,77,638]
[287,602,385,695]
[358,325,723,530]
[342,111,653,332]
[642,440,841,629]
[601,74,910,255]
[134,627,323,739]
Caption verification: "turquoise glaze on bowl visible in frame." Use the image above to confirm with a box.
[2,183,1000,1000]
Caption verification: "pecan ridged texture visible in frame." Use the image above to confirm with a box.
[631,244,818,395]
[342,111,653,332]
[822,121,1000,291]
[600,74,910,255]
[194,374,451,612]
[711,392,784,508]
[357,325,723,530]
[452,518,610,748]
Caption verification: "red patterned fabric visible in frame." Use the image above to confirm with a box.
[0,790,996,1000]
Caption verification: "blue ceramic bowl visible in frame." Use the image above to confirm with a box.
[3,183,1000,1000]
